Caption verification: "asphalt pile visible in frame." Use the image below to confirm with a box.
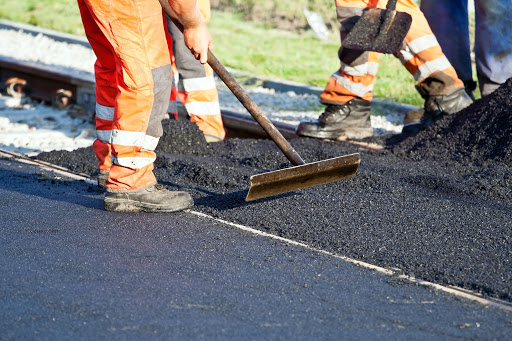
[36,79,512,302]
[390,77,512,166]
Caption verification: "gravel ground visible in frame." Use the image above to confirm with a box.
[0,95,94,155]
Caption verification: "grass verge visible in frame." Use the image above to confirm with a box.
[0,1,423,105]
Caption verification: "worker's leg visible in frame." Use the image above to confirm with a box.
[394,0,464,92]
[81,0,170,191]
[165,16,225,142]
[420,0,474,90]
[393,0,473,133]
[80,0,193,211]
[474,0,512,96]
[319,1,382,105]
[296,1,377,140]
[77,0,116,186]
[162,19,179,121]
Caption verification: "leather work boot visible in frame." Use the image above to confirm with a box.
[296,98,373,139]
[97,170,109,189]
[403,109,424,126]
[402,86,473,134]
[104,183,194,213]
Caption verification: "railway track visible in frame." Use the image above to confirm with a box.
[0,54,298,140]
[0,54,389,150]
[0,19,391,150]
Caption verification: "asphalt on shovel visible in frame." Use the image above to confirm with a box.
[342,0,412,54]
[159,1,360,201]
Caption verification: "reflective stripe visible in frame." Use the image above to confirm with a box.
[398,46,415,65]
[330,71,373,98]
[340,61,379,77]
[96,103,115,120]
[111,129,160,150]
[142,135,160,151]
[182,76,216,91]
[184,101,221,116]
[398,35,440,65]
[96,129,111,143]
[414,56,452,82]
[112,156,155,169]
[407,35,439,54]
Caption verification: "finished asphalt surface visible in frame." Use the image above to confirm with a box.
[1,156,512,339]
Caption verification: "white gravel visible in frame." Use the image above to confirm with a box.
[0,96,95,155]
[0,26,408,155]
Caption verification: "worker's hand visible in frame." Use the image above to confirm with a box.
[160,0,213,63]
[183,21,213,64]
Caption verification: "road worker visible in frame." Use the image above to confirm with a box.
[420,0,512,99]
[165,0,226,142]
[78,0,212,212]
[296,0,473,139]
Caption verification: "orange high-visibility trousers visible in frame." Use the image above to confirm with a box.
[321,0,464,105]
[78,0,173,191]
[165,0,225,141]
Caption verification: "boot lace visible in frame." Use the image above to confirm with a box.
[319,104,348,124]
[148,183,165,192]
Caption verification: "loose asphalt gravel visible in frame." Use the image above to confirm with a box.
[37,78,512,303]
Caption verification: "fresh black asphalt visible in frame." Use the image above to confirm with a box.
[1,156,511,339]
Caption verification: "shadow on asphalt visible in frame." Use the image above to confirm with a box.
[0,160,104,210]
[191,189,299,211]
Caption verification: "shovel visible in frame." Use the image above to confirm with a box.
[159,1,360,201]
[342,0,412,54]
[207,52,360,201]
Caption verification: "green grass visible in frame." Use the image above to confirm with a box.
[0,1,422,105]
[209,11,339,87]
[208,11,421,105]
[0,0,84,35]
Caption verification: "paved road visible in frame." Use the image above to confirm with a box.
[1,156,511,340]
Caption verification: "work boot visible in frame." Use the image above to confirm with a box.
[97,170,109,189]
[104,183,194,213]
[403,109,424,126]
[402,86,473,134]
[296,98,373,139]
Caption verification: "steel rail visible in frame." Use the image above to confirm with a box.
[0,54,383,150]
[0,55,300,140]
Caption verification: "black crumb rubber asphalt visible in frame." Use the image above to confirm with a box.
[37,78,512,303]
[342,5,412,54]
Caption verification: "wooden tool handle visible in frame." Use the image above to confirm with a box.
[206,51,305,166]
[386,0,398,11]
[159,0,305,165]
[382,0,398,32]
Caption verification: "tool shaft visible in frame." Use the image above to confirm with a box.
[207,51,305,166]
[158,0,305,166]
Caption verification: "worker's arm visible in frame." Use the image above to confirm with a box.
[159,0,212,64]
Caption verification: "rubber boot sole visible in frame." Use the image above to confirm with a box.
[104,197,194,213]
[297,127,374,140]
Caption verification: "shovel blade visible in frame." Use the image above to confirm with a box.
[246,153,360,201]
[342,8,412,54]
